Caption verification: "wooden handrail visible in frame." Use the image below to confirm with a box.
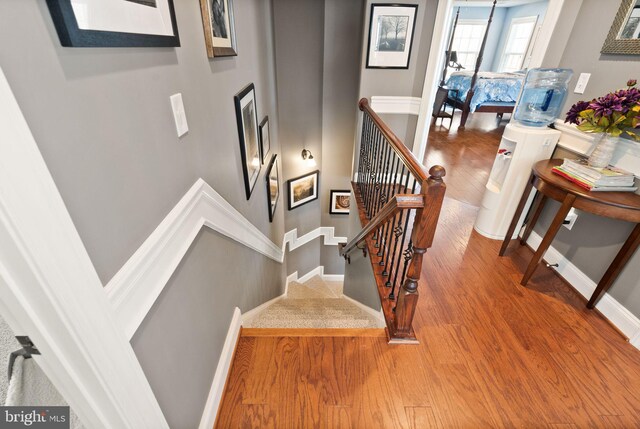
[339,194,424,258]
[359,98,428,182]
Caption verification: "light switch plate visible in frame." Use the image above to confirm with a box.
[170,93,189,138]
[574,73,591,94]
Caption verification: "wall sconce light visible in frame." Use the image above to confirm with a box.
[301,149,316,167]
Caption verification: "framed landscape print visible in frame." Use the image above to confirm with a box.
[287,171,319,210]
[366,4,418,69]
[199,0,238,57]
[46,0,180,47]
[265,155,280,222]
[234,83,261,200]
[329,190,351,215]
[259,117,271,164]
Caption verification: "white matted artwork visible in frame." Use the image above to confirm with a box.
[234,83,261,200]
[329,190,351,215]
[287,170,319,210]
[199,0,238,57]
[366,4,418,69]
[47,0,180,47]
[259,116,271,164]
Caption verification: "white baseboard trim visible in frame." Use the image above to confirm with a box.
[371,96,422,116]
[342,294,385,325]
[198,307,242,429]
[283,227,347,252]
[526,231,640,349]
[286,266,345,286]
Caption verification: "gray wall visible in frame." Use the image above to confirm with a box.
[320,0,365,274]
[359,0,439,148]
[131,229,283,429]
[0,0,284,425]
[275,0,365,277]
[534,0,640,318]
[342,194,382,310]
[274,0,325,277]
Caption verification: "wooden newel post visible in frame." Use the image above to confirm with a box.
[394,166,446,337]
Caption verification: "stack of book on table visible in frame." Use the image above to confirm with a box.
[551,158,638,192]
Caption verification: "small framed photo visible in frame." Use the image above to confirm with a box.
[265,155,280,222]
[329,190,351,215]
[46,0,180,47]
[234,83,261,200]
[199,0,238,57]
[366,4,418,69]
[259,117,271,164]
[287,171,319,210]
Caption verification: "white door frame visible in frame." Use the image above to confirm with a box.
[0,67,168,428]
[412,0,581,162]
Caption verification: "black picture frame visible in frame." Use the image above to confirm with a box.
[366,3,418,69]
[287,171,319,210]
[199,0,238,58]
[234,83,261,200]
[329,190,351,215]
[265,155,280,222]
[259,116,271,164]
[46,0,180,48]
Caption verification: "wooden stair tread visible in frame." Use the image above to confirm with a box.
[241,328,387,337]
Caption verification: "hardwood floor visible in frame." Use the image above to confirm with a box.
[215,113,640,428]
[426,112,506,207]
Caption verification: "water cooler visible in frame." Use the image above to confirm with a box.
[474,123,561,239]
[474,68,572,240]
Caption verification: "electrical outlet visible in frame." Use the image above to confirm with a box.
[574,73,591,94]
[170,93,189,138]
[563,208,578,230]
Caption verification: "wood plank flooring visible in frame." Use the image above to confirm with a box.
[215,113,640,428]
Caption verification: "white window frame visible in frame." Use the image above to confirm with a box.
[451,19,488,71]
[499,16,539,73]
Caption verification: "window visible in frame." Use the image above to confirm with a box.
[451,20,488,70]
[499,16,538,73]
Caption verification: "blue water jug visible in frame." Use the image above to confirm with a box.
[514,68,573,127]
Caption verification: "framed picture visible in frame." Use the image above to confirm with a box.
[259,117,271,164]
[234,83,261,200]
[366,4,418,69]
[199,0,238,57]
[287,171,319,210]
[329,190,351,215]
[46,0,180,47]
[265,155,280,222]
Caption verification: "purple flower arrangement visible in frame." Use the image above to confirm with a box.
[565,79,640,141]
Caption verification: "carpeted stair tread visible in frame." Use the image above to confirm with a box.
[244,277,381,329]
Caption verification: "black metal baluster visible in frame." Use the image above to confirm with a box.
[365,126,380,217]
[384,207,405,283]
[369,129,385,218]
[359,114,369,201]
[373,138,392,218]
[363,115,375,211]
[372,141,391,241]
[378,162,404,254]
[357,114,369,186]
[390,177,418,298]
[379,211,397,261]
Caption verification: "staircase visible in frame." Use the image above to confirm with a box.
[243,276,383,329]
